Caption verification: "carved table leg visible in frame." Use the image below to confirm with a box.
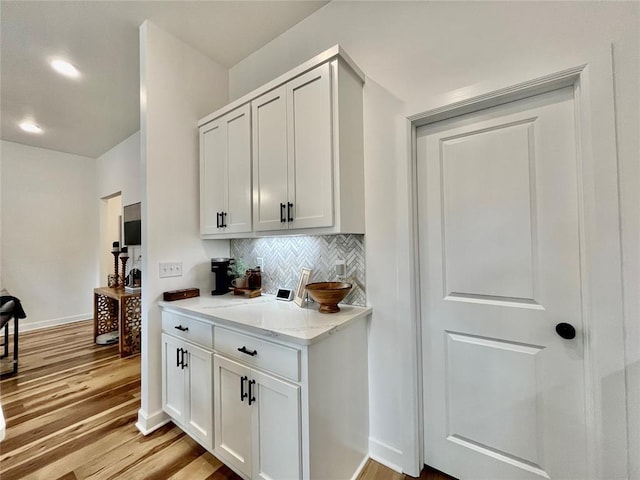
[120,295,141,357]
[95,294,118,338]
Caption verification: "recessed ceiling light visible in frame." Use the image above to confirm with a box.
[20,121,43,134]
[50,58,80,78]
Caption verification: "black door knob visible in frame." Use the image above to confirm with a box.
[555,322,576,340]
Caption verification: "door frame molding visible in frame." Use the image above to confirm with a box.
[408,47,628,478]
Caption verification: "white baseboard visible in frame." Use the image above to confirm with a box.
[350,454,371,480]
[136,408,170,436]
[8,313,92,334]
[369,437,404,473]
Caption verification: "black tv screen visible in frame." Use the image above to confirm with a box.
[124,221,141,246]
[123,203,141,246]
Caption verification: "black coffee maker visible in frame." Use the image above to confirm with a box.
[211,258,234,295]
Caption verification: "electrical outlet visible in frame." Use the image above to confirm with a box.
[257,257,264,271]
[335,260,346,277]
[159,262,182,278]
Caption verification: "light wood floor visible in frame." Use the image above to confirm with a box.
[0,320,454,480]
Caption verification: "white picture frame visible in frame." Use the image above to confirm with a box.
[294,267,313,307]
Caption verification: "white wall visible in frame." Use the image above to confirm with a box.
[228,2,639,476]
[96,131,142,284]
[0,145,3,292]
[97,131,142,207]
[136,21,230,433]
[99,195,122,286]
[611,12,640,480]
[0,140,98,330]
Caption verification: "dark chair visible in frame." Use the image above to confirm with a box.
[1,295,25,379]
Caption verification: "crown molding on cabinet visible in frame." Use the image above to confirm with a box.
[198,44,365,128]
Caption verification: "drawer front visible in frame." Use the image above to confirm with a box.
[162,311,214,349]
[215,327,300,382]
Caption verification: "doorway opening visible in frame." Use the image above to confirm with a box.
[100,192,122,286]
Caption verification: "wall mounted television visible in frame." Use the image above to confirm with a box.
[123,202,141,246]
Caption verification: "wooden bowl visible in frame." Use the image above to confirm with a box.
[305,282,352,314]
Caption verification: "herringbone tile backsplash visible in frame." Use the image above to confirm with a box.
[230,235,366,306]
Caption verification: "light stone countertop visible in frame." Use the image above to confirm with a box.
[159,293,371,346]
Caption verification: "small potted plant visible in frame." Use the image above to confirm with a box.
[231,258,248,289]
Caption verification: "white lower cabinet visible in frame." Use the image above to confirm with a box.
[214,354,301,479]
[160,307,369,480]
[161,332,214,451]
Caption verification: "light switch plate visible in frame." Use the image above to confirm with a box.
[159,262,182,278]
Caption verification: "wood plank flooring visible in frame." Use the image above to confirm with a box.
[0,320,454,480]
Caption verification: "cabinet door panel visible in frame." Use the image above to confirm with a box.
[252,87,288,232]
[200,120,227,234]
[287,63,334,229]
[225,105,252,234]
[186,343,214,450]
[252,370,301,480]
[161,333,186,421]
[214,354,252,477]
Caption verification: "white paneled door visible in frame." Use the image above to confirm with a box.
[418,87,589,479]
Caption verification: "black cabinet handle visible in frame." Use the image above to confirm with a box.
[174,325,188,332]
[216,212,221,228]
[176,347,187,369]
[240,375,248,402]
[248,379,256,405]
[237,346,258,357]
[287,202,294,222]
[222,211,227,228]
[280,203,286,223]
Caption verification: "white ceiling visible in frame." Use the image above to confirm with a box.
[0,1,329,158]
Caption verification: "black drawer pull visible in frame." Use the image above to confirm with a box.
[280,203,286,223]
[174,325,189,332]
[237,346,257,357]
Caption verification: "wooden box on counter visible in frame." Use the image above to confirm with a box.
[163,288,200,302]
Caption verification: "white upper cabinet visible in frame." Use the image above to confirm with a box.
[253,63,334,232]
[252,87,289,232]
[287,64,334,231]
[200,104,252,238]
[199,45,365,238]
